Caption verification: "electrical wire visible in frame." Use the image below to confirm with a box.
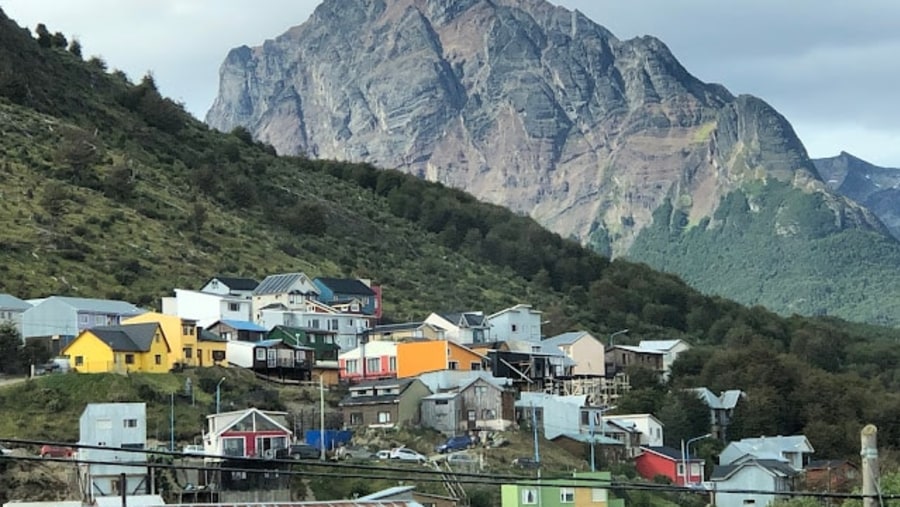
[0,437,881,499]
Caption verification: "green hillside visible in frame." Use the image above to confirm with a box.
[3,9,900,467]
[629,181,900,326]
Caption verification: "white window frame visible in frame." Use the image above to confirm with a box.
[560,487,574,503]
[256,348,266,360]
[521,488,537,505]
[377,411,391,423]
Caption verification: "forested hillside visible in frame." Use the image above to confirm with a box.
[1,9,900,462]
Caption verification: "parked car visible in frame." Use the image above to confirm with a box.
[276,443,321,460]
[334,445,376,461]
[389,447,428,463]
[512,456,540,469]
[436,434,476,454]
[182,444,205,456]
[447,452,477,466]
[0,444,13,456]
[40,445,74,458]
[376,449,392,460]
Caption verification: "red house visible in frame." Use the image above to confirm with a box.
[635,446,705,486]
[202,408,293,460]
[339,340,397,382]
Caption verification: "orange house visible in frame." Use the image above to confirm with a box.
[396,340,487,378]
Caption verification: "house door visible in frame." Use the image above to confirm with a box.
[267,349,277,368]
[467,410,476,430]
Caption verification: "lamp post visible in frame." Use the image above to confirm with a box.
[215,377,226,414]
[608,329,629,347]
[682,433,712,486]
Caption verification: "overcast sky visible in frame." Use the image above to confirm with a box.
[4,0,899,166]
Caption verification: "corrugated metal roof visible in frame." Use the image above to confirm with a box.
[219,320,268,332]
[315,277,375,296]
[544,331,588,346]
[253,272,317,296]
[638,339,685,351]
[45,296,144,315]
[0,294,31,311]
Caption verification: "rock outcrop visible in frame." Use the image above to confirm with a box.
[207,0,885,256]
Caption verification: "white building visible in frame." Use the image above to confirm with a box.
[251,272,319,322]
[258,300,373,351]
[199,276,259,299]
[515,393,587,440]
[423,311,490,344]
[602,413,664,447]
[161,289,252,328]
[78,403,148,498]
[638,339,691,379]
[487,304,543,343]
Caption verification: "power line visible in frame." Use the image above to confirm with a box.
[0,437,883,499]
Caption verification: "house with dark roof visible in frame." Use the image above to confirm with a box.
[226,339,313,382]
[200,276,259,298]
[424,311,491,344]
[804,459,859,493]
[339,378,431,429]
[61,323,171,374]
[634,446,706,486]
[420,374,516,434]
[257,299,374,351]
[313,277,380,317]
[207,319,267,343]
[710,459,800,507]
[251,272,319,320]
[0,294,32,338]
[604,345,665,377]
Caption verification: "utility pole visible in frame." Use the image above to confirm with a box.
[531,402,540,465]
[861,424,879,507]
[169,392,175,453]
[319,375,326,460]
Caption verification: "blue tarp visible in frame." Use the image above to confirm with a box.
[306,430,352,450]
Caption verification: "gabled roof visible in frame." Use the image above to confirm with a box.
[487,303,541,320]
[215,319,267,332]
[416,370,511,393]
[437,311,487,328]
[0,294,31,311]
[690,387,745,410]
[198,328,226,342]
[205,276,259,291]
[36,296,144,315]
[82,323,164,353]
[373,321,429,333]
[206,407,291,438]
[314,277,376,296]
[711,459,800,481]
[609,344,665,355]
[544,331,595,346]
[728,435,815,458]
[553,433,623,446]
[638,339,688,351]
[638,446,702,462]
[253,272,318,296]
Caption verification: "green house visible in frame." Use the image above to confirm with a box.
[501,471,624,507]
[267,325,340,361]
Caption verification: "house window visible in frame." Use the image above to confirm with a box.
[183,347,193,359]
[182,325,195,336]
[123,419,138,428]
[346,360,358,374]
[448,361,459,370]
[350,413,363,425]
[221,332,232,341]
[482,409,496,419]
[366,358,379,373]
[388,357,397,372]
[475,386,487,396]
[124,354,135,365]
[213,350,226,361]
[377,412,391,424]
[471,362,481,371]
[228,303,240,312]
[222,437,245,457]
[330,318,339,330]
[521,488,537,505]
[75,356,84,366]
[309,319,320,329]
[591,488,608,502]
[511,324,518,332]
[677,463,685,476]
[256,348,266,360]
[155,334,160,343]
[560,488,574,503]
[154,354,162,365]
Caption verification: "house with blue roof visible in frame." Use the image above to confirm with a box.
[207,319,267,342]
[0,294,32,338]
[312,277,380,317]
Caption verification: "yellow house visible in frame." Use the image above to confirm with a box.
[197,328,228,368]
[123,311,228,368]
[396,340,487,378]
[62,323,171,374]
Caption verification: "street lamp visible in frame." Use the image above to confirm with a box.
[608,329,629,347]
[681,433,712,486]
[216,377,226,414]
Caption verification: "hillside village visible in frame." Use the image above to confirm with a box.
[0,274,861,507]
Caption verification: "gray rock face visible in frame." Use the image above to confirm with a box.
[814,152,900,240]
[207,0,884,255]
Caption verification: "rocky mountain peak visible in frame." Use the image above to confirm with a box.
[206,0,880,256]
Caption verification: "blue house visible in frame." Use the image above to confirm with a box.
[313,278,378,316]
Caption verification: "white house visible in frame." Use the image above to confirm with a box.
[0,294,32,338]
[516,393,587,440]
[22,296,145,341]
[78,403,148,498]
[251,272,319,322]
[199,276,259,298]
[258,299,373,351]
[602,413,664,447]
[161,289,252,328]
[638,339,691,379]
[719,435,814,471]
[543,331,606,376]
[423,311,490,344]
[487,304,543,343]
[710,459,799,507]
